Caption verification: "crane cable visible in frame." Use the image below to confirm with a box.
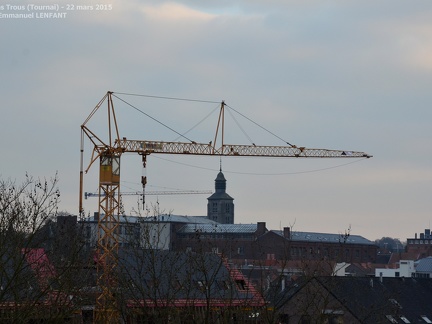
[111,93,196,143]
[151,155,369,176]
[112,92,296,148]
[112,91,220,104]
[225,103,294,147]
[172,103,220,142]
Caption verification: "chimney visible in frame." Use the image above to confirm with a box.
[283,227,291,239]
[256,222,266,236]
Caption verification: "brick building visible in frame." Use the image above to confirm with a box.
[406,228,432,259]
[173,222,377,263]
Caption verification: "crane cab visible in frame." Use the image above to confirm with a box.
[100,154,120,185]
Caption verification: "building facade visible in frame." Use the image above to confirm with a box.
[173,223,377,263]
[406,228,432,259]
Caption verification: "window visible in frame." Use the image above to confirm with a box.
[225,204,230,213]
[395,272,400,277]
[196,280,207,292]
[235,279,247,290]
[212,202,218,212]
[386,315,398,323]
[322,309,344,324]
[400,316,411,323]
[218,280,230,290]
[389,299,402,309]
[421,315,432,323]
[267,253,275,260]
[173,276,183,290]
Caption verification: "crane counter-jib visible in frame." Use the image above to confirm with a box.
[115,139,372,158]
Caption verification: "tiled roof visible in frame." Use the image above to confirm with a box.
[281,276,432,323]
[272,230,375,245]
[416,257,432,272]
[207,192,233,200]
[117,250,264,306]
[319,277,432,322]
[178,223,257,234]
[141,214,217,224]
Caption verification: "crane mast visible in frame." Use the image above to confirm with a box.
[80,91,371,322]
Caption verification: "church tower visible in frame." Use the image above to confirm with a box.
[207,168,234,224]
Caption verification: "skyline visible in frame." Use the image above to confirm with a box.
[1,1,432,241]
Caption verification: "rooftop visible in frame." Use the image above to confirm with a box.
[178,223,258,234]
[416,257,432,272]
[81,214,217,225]
[272,230,375,245]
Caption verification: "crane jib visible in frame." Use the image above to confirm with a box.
[117,139,371,158]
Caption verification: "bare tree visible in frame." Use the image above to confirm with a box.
[0,174,95,322]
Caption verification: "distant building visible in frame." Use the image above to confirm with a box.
[414,257,432,278]
[79,213,217,250]
[253,227,377,263]
[375,260,415,278]
[207,169,234,224]
[406,228,432,259]
[174,222,267,257]
[174,223,377,263]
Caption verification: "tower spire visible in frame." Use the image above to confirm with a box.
[207,165,234,224]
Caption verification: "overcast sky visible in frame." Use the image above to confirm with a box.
[1,0,432,241]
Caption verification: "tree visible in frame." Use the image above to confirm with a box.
[0,174,94,322]
[375,237,405,253]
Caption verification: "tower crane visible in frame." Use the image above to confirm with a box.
[80,91,372,322]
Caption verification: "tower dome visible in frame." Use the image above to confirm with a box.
[215,171,227,192]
